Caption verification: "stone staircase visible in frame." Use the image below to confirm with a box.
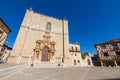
[0,63,28,79]
[31,61,72,68]
[32,62,60,68]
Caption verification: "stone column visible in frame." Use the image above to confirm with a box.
[101,60,103,67]
[28,54,32,66]
[114,60,118,67]
[39,51,41,62]
[17,54,22,63]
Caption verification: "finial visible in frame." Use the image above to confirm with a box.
[64,17,67,20]
[65,17,67,19]
[75,41,78,44]
[30,6,33,10]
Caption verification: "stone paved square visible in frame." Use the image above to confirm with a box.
[1,67,120,80]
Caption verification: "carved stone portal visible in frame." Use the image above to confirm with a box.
[33,32,55,62]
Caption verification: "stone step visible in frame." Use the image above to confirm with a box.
[0,63,28,79]
[31,62,72,68]
[32,62,59,68]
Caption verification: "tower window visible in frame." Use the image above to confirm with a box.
[46,22,51,32]
[75,47,77,51]
[71,46,73,51]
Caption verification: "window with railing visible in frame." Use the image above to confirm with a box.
[112,43,119,49]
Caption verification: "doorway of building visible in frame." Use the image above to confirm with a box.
[74,60,77,65]
[41,47,49,61]
[87,59,91,65]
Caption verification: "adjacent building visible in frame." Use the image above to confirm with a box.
[0,17,11,61]
[1,44,12,62]
[91,54,101,66]
[80,52,93,66]
[69,43,82,66]
[95,38,120,67]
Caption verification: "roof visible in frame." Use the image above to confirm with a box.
[69,41,79,45]
[69,43,79,45]
[95,38,120,47]
[0,17,12,32]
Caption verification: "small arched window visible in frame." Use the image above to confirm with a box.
[46,22,51,32]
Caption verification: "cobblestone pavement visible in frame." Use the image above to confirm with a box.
[1,67,120,80]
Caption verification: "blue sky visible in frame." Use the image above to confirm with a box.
[0,0,120,54]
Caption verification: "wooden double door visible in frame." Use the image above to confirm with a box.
[41,47,49,61]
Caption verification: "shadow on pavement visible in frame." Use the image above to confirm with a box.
[100,78,120,80]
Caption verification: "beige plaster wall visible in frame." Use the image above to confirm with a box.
[69,43,82,66]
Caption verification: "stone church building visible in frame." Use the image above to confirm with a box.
[8,9,92,67]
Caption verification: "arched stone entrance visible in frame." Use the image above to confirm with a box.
[41,46,49,61]
[87,59,91,65]
[74,60,77,65]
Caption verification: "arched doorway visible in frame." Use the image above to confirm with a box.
[41,47,49,61]
[74,60,77,65]
[87,59,91,65]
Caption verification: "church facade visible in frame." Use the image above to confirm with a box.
[8,9,91,67]
[8,9,72,65]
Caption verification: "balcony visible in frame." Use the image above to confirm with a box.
[69,49,80,52]
[100,55,120,61]
[112,48,120,52]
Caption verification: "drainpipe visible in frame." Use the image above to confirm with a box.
[62,20,65,63]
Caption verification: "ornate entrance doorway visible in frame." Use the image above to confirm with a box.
[33,32,55,62]
[41,47,49,61]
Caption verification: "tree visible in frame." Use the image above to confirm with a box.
[81,52,86,59]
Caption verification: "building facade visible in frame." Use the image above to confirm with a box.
[0,17,11,61]
[69,43,82,66]
[8,9,72,65]
[83,53,93,66]
[95,38,120,67]
[1,45,12,62]
[8,9,92,67]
